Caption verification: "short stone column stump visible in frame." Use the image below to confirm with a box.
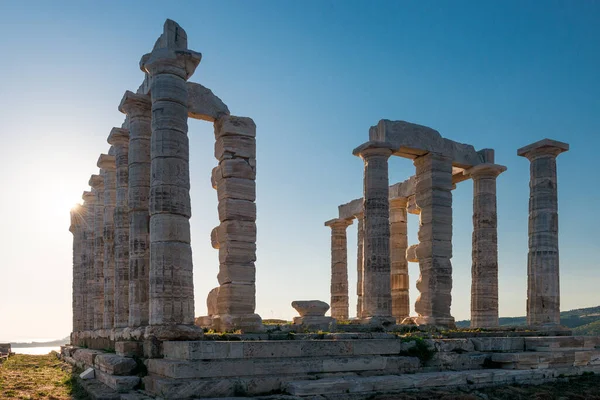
[292,300,336,332]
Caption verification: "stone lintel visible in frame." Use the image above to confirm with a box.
[89,174,104,189]
[187,82,230,122]
[97,154,116,170]
[389,197,408,208]
[107,127,130,145]
[352,140,395,158]
[464,163,507,178]
[517,139,569,159]
[324,218,353,229]
[388,176,416,199]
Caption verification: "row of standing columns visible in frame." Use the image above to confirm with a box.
[327,139,567,328]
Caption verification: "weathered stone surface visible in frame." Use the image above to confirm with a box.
[355,213,364,318]
[518,139,569,326]
[95,368,140,393]
[292,301,330,317]
[115,341,144,358]
[215,115,256,139]
[406,244,418,263]
[89,174,105,330]
[187,82,229,122]
[207,287,219,316]
[464,163,506,328]
[324,219,353,320]
[80,367,95,380]
[389,198,409,322]
[73,349,104,368]
[353,141,394,319]
[218,198,256,222]
[215,135,256,161]
[94,353,137,376]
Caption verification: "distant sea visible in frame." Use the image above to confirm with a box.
[11,346,61,355]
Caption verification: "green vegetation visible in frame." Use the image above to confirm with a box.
[456,305,600,335]
[0,352,88,399]
[399,336,435,363]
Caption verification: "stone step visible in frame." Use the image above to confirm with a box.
[94,353,138,376]
[147,355,420,379]
[163,339,420,361]
[491,350,600,369]
[524,336,600,352]
[95,369,140,393]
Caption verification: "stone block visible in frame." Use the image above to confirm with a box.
[73,349,104,368]
[218,263,256,285]
[79,367,95,380]
[218,199,256,222]
[219,158,256,180]
[163,341,244,360]
[115,341,144,358]
[217,283,256,314]
[293,316,335,332]
[149,214,191,243]
[218,241,256,264]
[194,316,213,328]
[215,115,256,138]
[471,337,525,352]
[217,177,256,202]
[187,82,230,122]
[292,300,330,317]
[217,220,257,243]
[215,135,256,160]
[351,339,401,355]
[94,354,137,376]
[94,369,140,393]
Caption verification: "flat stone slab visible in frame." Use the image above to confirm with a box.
[95,368,140,393]
[94,353,137,376]
[73,349,104,368]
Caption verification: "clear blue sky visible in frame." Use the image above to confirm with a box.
[0,0,598,341]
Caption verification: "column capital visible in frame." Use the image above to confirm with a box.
[140,48,202,80]
[352,141,394,159]
[517,139,569,160]
[325,218,353,230]
[119,90,151,117]
[464,163,507,179]
[107,127,130,146]
[82,191,95,203]
[97,154,116,171]
[389,197,408,208]
[89,174,104,190]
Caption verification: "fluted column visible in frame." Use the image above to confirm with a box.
[108,128,130,329]
[89,174,105,330]
[389,197,409,322]
[325,218,353,320]
[82,191,96,331]
[140,21,201,328]
[518,139,569,326]
[465,163,506,328]
[98,153,117,330]
[355,212,364,318]
[353,141,394,321]
[70,204,85,333]
[119,91,152,328]
[413,153,455,328]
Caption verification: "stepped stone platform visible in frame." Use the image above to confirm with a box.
[60,335,600,399]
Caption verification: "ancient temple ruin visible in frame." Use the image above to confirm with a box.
[63,20,588,400]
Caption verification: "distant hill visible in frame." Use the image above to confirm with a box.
[456,306,600,335]
[10,337,69,348]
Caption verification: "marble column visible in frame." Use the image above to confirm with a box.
[465,163,506,328]
[140,22,201,328]
[119,91,152,328]
[212,115,262,332]
[98,153,117,330]
[70,204,85,332]
[389,197,409,322]
[89,174,105,330]
[518,139,569,326]
[82,190,96,331]
[325,218,353,320]
[413,153,455,328]
[355,212,365,318]
[108,128,130,329]
[352,141,394,321]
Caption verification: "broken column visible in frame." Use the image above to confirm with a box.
[119,91,152,328]
[70,204,85,333]
[389,197,410,322]
[413,153,455,328]
[89,174,105,330]
[108,128,130,329]
[355,212,364,318]
[464,163,506,328]
[98,153,117,330]
[353,141,394,322]
[518,139,569,326]
[82,191,96,331]
[324,218,353,320]
[140,20,202,332]
[211,115,262,332]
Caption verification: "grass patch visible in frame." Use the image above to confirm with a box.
[0,352,88,399]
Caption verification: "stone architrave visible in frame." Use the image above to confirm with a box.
[70,204,85,332]
[413,153,455,328]
[518,139,569,326]
[89,174,105,330]
[464,163,506,328]
[119,91,152,328]
[324,218,353,320]
[98,153,117,330]
[355,212,365,318]
[352,141,394,322]
[389,197,409,322]
[82,190,96,331]
[108,128,130,329]
[140,20,201,329]
[212,115,262,332]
